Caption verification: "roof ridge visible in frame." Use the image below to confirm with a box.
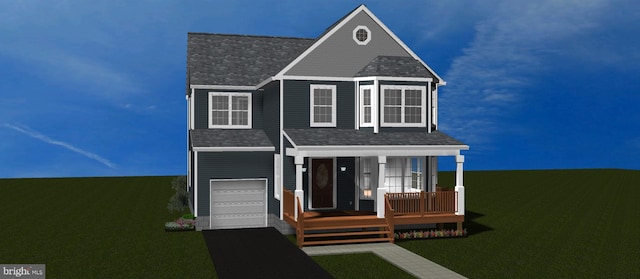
[187,32,313,40]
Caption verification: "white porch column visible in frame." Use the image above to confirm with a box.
[455,155,465,216]
[294,156,304,221]
[376,155,387,218]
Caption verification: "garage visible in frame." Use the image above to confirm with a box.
[209,179,267,229]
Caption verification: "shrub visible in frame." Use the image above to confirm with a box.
[167,176,189,214]
[182,213,195,220]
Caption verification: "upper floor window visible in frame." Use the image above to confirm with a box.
[310,84,336,127]
[208,92,252,129]
[353,25,371,45]
[359,85,374,127]
[380,85,426,127]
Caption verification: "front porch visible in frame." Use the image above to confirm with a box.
[283,189,464,247]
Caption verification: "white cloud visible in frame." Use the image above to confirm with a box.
[3,123,117,169]
[438,0,620,144]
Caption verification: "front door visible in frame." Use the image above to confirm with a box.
[311,158,334,209]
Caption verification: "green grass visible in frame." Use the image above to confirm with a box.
[398,169,640,278]
[0,176,216,278]
[3,169,639,278]
[312,253,416,279]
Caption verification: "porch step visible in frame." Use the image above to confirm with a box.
[302,237,393,247]
[304,229,391,238]
[304,223,388,231]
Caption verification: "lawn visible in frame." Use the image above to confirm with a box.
[0,176,216,278]
[312,253,416,279]
[2,169,638,278]
[398,169,640,278]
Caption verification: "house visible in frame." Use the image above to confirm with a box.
[186,4,469,245]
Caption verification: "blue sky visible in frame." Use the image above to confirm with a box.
[1,0,638,178]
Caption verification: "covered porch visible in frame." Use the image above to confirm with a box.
[282,129,468,247]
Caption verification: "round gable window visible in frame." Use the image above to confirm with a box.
[353,26,371,45]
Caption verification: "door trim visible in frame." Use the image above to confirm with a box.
[308,158,337,210]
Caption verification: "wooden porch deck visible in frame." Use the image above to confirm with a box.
[283,190,464,247]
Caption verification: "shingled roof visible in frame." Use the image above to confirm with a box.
[355,56,438,81]
[191,129,275,148]
[284,129,466,146]
[187,33,314,86]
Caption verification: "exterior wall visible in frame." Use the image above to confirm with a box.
[261,81,281,151]
[192,88,260,129]
[195,151,275,216]
[286,10,411,77]
[283,80,355,129]
[336,157,356,210]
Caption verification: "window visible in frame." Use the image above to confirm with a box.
[359,85,374,127]
[380,85,426,127]
[310,84,336,127]
[359,157,373,199]
[208,92,251,128]
[385,157,424,193]
[353,25,371,45]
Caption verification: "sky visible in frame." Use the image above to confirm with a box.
[1,0,639,178]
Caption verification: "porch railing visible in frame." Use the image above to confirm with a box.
[386,191,457,216]
[283,189,295,219]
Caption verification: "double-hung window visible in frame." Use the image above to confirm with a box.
[359,85,374,127]
[310,84,336,127]
[385,157,425,193]
[380,85,426,127]
[208,92,252,128]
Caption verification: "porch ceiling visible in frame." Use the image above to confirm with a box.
[284,129,468,157]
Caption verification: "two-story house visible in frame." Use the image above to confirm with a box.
[186,5,469,246]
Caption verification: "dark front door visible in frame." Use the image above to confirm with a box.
[311,158,334,209]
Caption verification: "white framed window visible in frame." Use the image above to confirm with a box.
[359,157,374,200]
[385,157,424,193]
[208,92,252,128]
[380,85,426,127]
[359,85,374,127]
[274,154,281,200]
[353,25,371,45]
[310,84,336,127]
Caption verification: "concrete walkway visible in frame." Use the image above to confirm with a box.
[303,243,466,279]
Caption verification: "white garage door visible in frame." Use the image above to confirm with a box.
[210,179,267,229]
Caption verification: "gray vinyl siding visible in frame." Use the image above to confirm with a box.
[283,80,355,129]
[285,10,411,77]
[196,151,276,216]
[193,88,259,129]
[261,81,280,151]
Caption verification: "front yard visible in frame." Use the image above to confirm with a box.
[1,169,638,278]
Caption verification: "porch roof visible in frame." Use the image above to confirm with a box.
[191,129,275,152]
[284,129,468,157]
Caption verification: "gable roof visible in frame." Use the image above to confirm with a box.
[355,56,437,78]
[275,4,444,84]
[187,33,314,86]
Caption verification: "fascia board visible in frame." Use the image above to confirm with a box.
[192,146,275,152]
[190,84,256,90]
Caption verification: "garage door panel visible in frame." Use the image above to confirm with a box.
[210,180,267,230]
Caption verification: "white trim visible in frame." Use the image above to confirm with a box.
[353,25,371,45]
[189,89,195,130]
[282,131,297,148]
[208,92,252,129]
[282,75,354,82]
[354,81,359,130]
[192,146,275,152]
[373,79,379,133]
[359,85,375,127]
[191,84,256,90]
[279,79,284,220]
[433,85,439,127]
[274,154,281,200]
[380,85,427,127]
[308,158,337,210]
[194,151,198,217]
[354,76,432,82]
[274,5,445,85]
[309,84,337,127]
[209,178,268,229]
[428,82,432,132]
[287,145,467,158]
[256,77,275,90]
